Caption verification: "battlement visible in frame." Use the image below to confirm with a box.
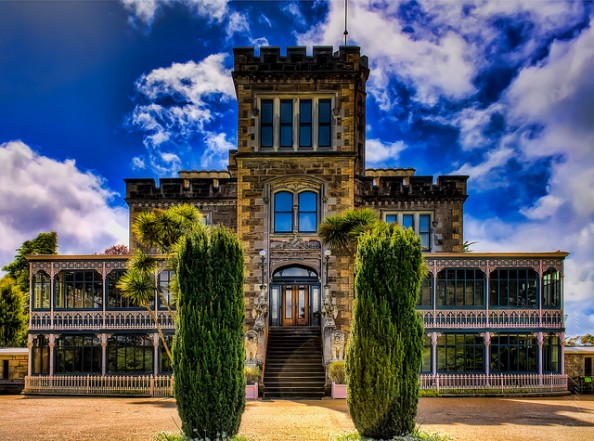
[233,46,368,73]
[125,176,237,201]
[358,175,468,199]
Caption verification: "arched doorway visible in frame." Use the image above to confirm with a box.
[269,266,321,327]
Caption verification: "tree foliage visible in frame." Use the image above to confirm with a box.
[318,208,379,256]
[3,230,58,295]
[117,204,203,362]
[566,334,594,346]
[347,222,425,439]
[0,276,27,347]
[174,225,245,440]
[103,244,129,255]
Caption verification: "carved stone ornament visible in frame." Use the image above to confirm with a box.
[271,235,321,250]
[331,330,345,361]
[252,287,269,332]
[244,330,259,362]
[321,286,338,327]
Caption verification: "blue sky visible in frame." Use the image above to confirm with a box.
[0,0,593,336]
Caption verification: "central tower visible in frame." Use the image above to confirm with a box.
[232,46,369,335]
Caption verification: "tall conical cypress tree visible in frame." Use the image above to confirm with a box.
[346,222,424,439]
[174,225,245,441]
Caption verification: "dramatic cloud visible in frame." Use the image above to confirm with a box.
[0,141,128,269]
[121,0,229,27]
[128,53,235,174]
[200,132,235,170]
[365,139,408,166]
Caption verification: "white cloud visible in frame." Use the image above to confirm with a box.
[365,139,407,166]
[462,19,594,336]
[283,2,306,26]
[226,11,250,39]
[121,0,229,27]
[453,143,514,185]
[129,53,235,175]
[131,156,146,170]
[200,132,235,170]
[0,141,128,269]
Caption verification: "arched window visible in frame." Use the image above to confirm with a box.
[273,190,319,233]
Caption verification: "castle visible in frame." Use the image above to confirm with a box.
[24,46,567,397]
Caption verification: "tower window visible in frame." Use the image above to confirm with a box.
[318,99,331,147]
[261,99,273,147]
[280,100,293,147]
[258,96,333,149]
[385,212,432,251]
[299,100,312,147]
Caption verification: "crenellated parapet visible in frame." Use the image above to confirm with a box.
[358,173,468,201]
[233,46,368,75]
[125,175,237,201]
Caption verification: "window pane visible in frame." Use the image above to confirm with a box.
[275,192,292,210]
[298,192,317,211]
[275,213,292,232]
[420,214,431,232]
[261,100,273,123]
[319,100,331,123]
[318,99,331,147]
[280,126,292,147]
[261,127,273,147]
[300,100,312,123]
[385,214,397,224]
[403,214,414,229]
[280,100,292,123]
[299,126,311,147]
[299,213,317,232]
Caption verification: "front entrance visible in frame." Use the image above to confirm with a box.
[281,285,309,326]
[270,266,320,327]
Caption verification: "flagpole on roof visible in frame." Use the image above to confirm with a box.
[344,0,349,46]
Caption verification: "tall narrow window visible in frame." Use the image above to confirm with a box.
[298,191,317,233]
[402,214,414,230]
[299,100,312,147]
[261,99,273,147]
[274,191,293,233]
[158,270,175,309]
[33,271,51,310]
[419,214,431,251]
[280,100,293,147]
[318,99,331,147]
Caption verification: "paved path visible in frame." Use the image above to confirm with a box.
[0,395,593,441]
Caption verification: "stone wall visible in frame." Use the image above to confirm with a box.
[0,353,27,381]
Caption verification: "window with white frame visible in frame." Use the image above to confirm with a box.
[384,212,432,251]
[259,96,333,149]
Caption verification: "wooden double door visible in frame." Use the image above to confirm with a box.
[281,285,309,326]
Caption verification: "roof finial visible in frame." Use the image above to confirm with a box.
[343,0,349,46]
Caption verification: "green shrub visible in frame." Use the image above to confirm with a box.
[346,223,424,439]
[331,429,455,441]
[328,360,347,384]
[174,226,246,441]
[244,366,261,385]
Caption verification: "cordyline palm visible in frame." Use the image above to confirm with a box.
[118,204,204,363]
[318,208,379,256]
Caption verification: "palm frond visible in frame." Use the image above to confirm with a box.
[130,249,158,273]
[116,267,155,307]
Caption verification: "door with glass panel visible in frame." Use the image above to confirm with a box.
[269,266,321,327]
[281,285,309,326]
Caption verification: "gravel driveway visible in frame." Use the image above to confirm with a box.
[1,395,593,441]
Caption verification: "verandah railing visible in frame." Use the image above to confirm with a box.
[419,373,567,394]
[24,375,173,397]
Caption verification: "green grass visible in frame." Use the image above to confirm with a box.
[330,428,455,441]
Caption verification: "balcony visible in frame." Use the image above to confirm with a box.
[29,310,175,331]
[419,309,563,330]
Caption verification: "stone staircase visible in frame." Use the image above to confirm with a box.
[263,327,325,399]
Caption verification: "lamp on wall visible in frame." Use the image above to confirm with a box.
[259,249,267,289]
[324,249,331,287]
